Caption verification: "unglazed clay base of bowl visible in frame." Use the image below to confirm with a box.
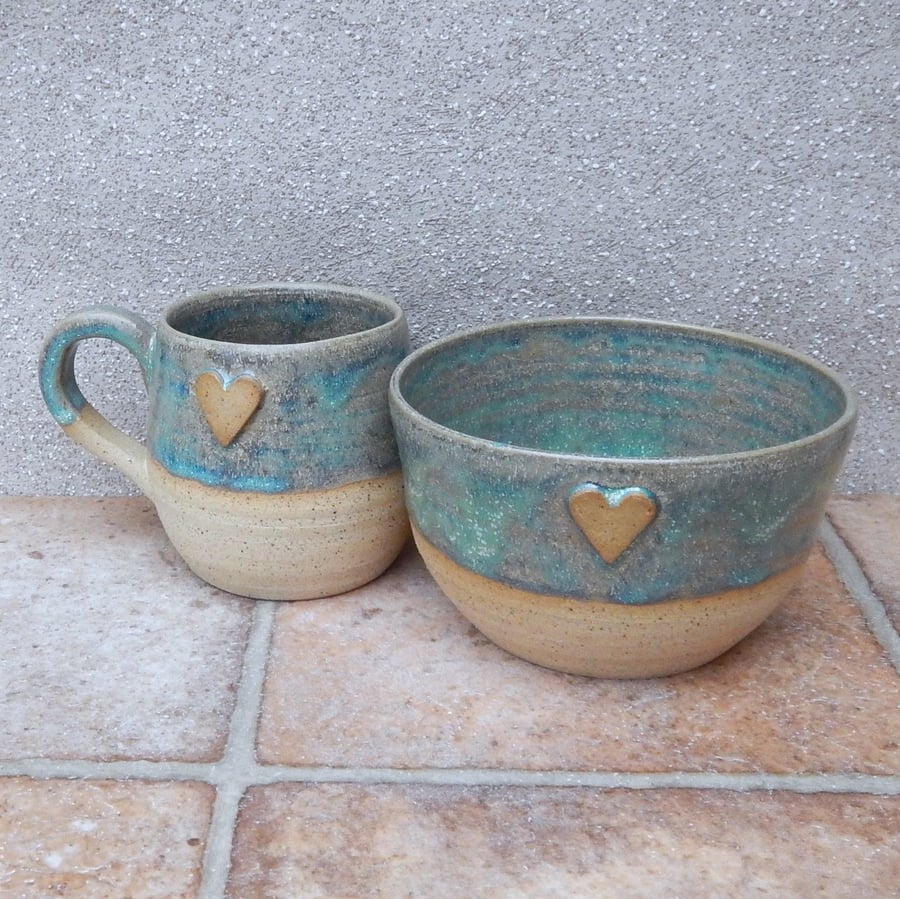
[151,461,409,600]
[413,524,804,679]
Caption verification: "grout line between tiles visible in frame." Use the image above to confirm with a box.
[198,598,277,899]
[821,518,900,674]
[2,757,899,796]
[0,758,217,781]
[245,766,900,795]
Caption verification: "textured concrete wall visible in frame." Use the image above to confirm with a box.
[3,1,897,494]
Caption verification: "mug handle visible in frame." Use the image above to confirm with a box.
[39,306,155,495]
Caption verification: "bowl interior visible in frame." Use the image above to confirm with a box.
[397,319,850,459]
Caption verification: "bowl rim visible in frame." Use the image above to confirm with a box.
[389,315,858,468]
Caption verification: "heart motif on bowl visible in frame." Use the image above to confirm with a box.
[194,371,265,447]
[568,484,659,564]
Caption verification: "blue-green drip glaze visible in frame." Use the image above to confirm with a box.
[40,328,88,425]
[40,317,152,425]
[150,341,405,492]
[402,321,845,460]
[394,319,853,605]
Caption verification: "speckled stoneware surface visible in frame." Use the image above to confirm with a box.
[40,283,410,599]
[389,317,857,677]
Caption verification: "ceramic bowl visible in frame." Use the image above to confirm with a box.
[388,317,856,678]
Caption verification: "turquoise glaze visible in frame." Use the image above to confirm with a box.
[40,283,408,492]
[147,299,407,491]
[389,318,856,605]
[40,308,154,426]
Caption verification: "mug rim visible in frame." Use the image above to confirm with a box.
[389,315,858,468]
[161,281,405,351]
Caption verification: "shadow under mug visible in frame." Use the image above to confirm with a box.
[39,282,411,600]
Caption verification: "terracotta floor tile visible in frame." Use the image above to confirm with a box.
[0,498,253,761]
[0,777,213,898]
[259,544,900,774]
[227,783,900,898]
[829,494,900,630]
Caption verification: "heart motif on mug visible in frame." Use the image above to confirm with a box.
[194,371,265,447]
[568,484,659,564]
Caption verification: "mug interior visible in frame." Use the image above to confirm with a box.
[167,286,396,345]
[396,319,851,460]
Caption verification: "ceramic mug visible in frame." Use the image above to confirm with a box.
[40,282,410,600]
[389,317,857,678]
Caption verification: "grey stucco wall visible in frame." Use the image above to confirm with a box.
[3,0,897,495]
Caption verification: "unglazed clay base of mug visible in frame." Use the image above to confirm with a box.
[412,524,804,678]
[149,461,409,600]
